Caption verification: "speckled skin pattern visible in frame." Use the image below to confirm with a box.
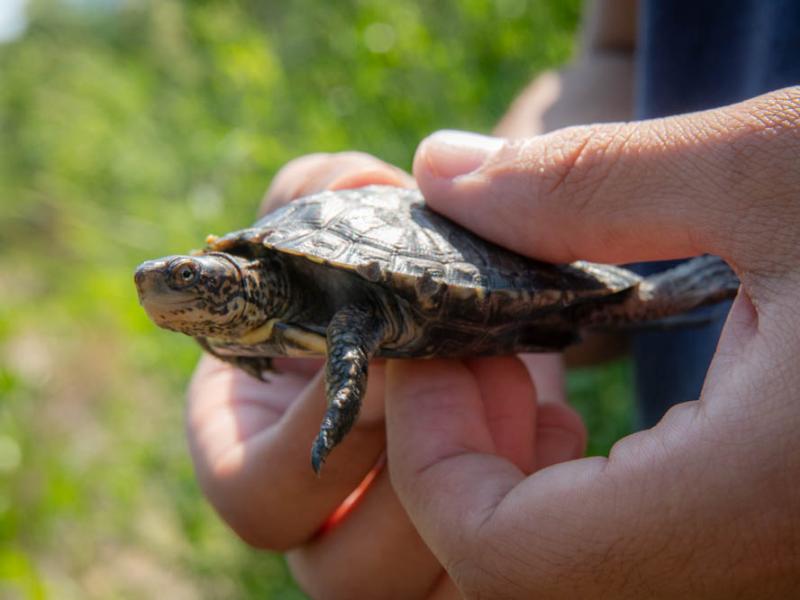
[316,304,386,472]
[135,186,740,471]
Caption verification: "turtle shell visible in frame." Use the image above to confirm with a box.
[209,185,639,315]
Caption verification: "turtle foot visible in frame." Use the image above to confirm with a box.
[311,431,332,475]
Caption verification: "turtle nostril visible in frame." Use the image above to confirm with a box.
[134,260,162,294]
[134,266,149,292]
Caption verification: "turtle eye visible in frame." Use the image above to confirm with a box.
[170,260,200,288]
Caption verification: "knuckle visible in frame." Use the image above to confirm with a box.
[478,124,636,262]
[486,124,629,214]
[541,124,624,199]
[709,88,800,267]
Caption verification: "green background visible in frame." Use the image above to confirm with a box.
[0,0,633,597]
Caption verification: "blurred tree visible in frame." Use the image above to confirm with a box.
[0,2,626,599]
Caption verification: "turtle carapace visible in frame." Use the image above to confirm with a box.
[134,186,739,472]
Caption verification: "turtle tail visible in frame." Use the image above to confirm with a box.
[584,255,740,328]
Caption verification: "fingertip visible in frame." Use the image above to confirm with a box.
[534,402,587,470]
[385,359,491,481]
[385,359,477,436]
[414,129,502,179]
[260,153,334,214]
[327,167,415,191]
[385,358,523,503]
[414,130,503,211]
[413,133,451,204]
[385,359,525,565]
[187,355,239,417]
[261,152,413,216]
[414,131,570,263]
[519,353,567,405]
[465,356,538,474]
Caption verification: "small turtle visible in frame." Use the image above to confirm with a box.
[134,185,738,472]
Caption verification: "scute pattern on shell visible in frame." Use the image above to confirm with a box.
[213,186,640,310]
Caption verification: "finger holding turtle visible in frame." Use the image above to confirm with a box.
[385,87,800,598]
[185,154,461,597]
[139,183,735,470]
[186,153,410,533]
[259,151,416,215]
[138,140,737,597]
[177,152,589,598]
[285,354,581,600]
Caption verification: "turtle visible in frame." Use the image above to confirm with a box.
[134,185,738,472]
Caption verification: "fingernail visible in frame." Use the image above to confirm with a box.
[419,130,504,180]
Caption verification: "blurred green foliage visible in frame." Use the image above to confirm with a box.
[0,0,634,597]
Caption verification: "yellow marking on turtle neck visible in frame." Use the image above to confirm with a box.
[283,327,327,354]
[238,319,279,344]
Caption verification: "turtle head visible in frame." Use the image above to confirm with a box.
[134,252,268,339]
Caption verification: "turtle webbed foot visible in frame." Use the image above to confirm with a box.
[311,343,372,474]
[311,405,356,475]
[311,304,388,474]
[311,435,329,475]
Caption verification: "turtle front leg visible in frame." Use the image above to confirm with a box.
[312,304,388,474]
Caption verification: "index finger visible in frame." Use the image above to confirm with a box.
[260,152,415,215]
[414,88,800,272]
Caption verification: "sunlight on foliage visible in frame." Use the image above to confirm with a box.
[0,1,635,597]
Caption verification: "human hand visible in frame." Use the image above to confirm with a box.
[186,152,587,598]
[384,87,800,598]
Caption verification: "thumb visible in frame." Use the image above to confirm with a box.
[414,87,800,269]
[384,359,525,572]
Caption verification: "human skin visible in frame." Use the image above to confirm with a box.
[186,6,642,595]
[187,152,588,599]
[188,87,800,598]
[390,87,800,598]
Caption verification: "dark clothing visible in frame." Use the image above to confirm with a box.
[637,0,800,116]
[632,1,800,426]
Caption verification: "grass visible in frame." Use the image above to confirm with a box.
[0,0,635,597]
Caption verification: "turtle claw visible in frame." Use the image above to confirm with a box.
[310,406,344,475]
[311,433,331,475]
